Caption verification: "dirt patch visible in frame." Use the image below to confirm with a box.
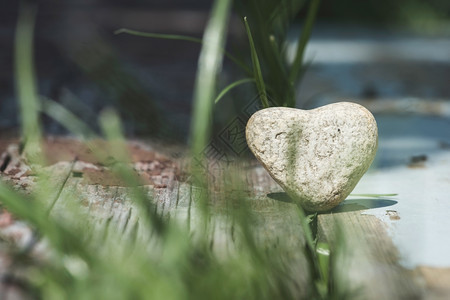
[81,167,143,186]
[1,137,187,187]
[41,137,185,186]
[41,137,171,165]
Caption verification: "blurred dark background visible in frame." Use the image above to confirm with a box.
[1,0,449,144]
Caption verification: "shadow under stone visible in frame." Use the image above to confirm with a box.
[267,192,397,213]
[331,198,397,213]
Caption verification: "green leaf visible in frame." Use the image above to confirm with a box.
[214,78,255,104]
[244,16,270,109]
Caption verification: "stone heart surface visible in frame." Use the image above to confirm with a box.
[246,102,378,212]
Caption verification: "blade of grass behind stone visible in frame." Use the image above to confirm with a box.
[214,78,255,104]
[115,28,251,75]
[236,0,304,107]
[115,28,203,43]
[288,0,321,85]
[244,17,269,108]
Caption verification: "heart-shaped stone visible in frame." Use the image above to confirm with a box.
[246,102,378,212]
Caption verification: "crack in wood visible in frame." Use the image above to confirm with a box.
[0,153,11,173]
[121,208,133,235]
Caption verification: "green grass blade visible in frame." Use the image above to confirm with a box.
[316,242,331,298]
[189,0,232,230]
[98,109,166,235]
[115,28,252,75]
[14,3,42,160]
[214,78,255,104]
[12,4,93,263]
[244,17,270,109]
[98,109,130,163]
[115,28,203,43]
[288,0,321,84]
[41,98,98,139]
[190,0,232,157]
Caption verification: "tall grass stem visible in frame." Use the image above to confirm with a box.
[14,2,42,160]
[190,0,232,158]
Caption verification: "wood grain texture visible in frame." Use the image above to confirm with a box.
[318,211,423,299]
[51,164,309,297]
